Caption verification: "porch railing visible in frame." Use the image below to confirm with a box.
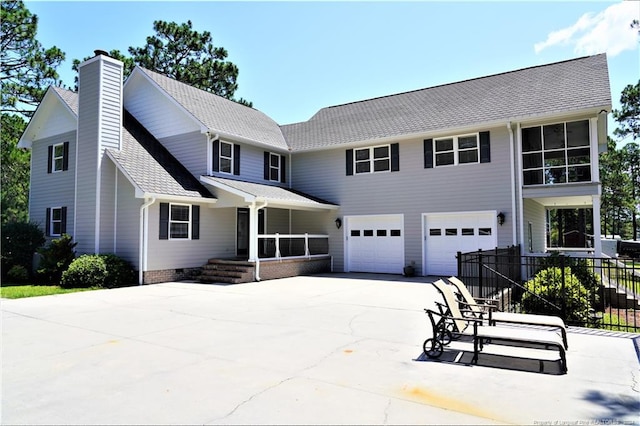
[258,233,329,259]
[457,246,639,332]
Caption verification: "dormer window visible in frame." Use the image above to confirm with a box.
[522,120,591,185]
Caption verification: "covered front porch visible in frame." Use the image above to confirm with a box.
[200,176,339,283]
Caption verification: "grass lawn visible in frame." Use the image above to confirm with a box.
[0,284,99,299]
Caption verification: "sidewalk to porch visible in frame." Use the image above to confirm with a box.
[2,273,639,424]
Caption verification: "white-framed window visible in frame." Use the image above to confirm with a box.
[52,144,65,172]
[49,207,63,236]
[219,141,234,174]
[522,119,590,185]
[169,203,191,239]
[355,144,390,174]
[269,153,281,181]
[434,133,479,167]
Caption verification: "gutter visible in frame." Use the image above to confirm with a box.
[138,197,156,285]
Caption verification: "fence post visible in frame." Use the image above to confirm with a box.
[304,233,310,257]
[457,251,462,277]
[478,249,484,298]
[275,233,281,259]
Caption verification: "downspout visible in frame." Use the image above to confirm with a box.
[516,122,525,252]
[507,122,517,245]
[254,200,268,281]
[139,197,156,285]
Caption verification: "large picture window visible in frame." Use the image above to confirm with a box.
[522,120,590,185]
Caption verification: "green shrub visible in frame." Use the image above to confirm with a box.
[1,221,45,278]
[61,255,107,289]
[522,267,592,324]
[538,254,602,310]
[7,265,28,282]
[101,254,136,288]
[60,254,136,289]
[36,234,77,284]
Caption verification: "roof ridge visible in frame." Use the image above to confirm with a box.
[311,53,605,117]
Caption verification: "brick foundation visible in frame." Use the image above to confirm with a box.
[143,267,201,284]
[257,256,331,281]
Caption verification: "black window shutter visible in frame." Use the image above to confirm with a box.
[45,208,51,236]
[191,205,200,240]
[346,149,354,176]
[61,206,67,234]
[391,143,400,172]
[480,131,491,163]
[280,155,286,183]
[62,142,69,171]
[424,139,434,168]
[233,144,241,175]
[264,152,270,180]
[47,146,53,174]
[212,140,219,172]
[159,203,169,240]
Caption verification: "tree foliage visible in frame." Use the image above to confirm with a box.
[0,0,65,116]
[613,81,640,143]
[72,20,251,106]
[1,113,30,224]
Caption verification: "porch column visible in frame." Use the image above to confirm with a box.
[248,203,258,262]
[592,194,602,257]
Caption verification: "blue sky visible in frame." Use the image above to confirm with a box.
[26,1,639,141]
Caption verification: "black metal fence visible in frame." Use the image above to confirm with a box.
[457,246,639,332]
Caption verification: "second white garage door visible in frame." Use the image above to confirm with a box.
[424,211,497,276]
[346,215,404,274]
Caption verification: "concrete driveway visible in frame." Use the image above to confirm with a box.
[2,273,639,425]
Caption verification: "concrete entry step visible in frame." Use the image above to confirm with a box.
[198,259,255,284]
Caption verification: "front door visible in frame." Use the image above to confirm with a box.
[236,208,265,258]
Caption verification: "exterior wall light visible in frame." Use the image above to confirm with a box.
[497,212,505,226]
[335,218,342,229]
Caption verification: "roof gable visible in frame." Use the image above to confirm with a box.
[18,86,78,148]
[281,54,612,151]
[129,67,289,151]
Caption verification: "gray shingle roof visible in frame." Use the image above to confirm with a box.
[52,86,79,115]
[138,67,289,151]
[203,176,337,208]
[108,112,214,199]
[281,54,611,151]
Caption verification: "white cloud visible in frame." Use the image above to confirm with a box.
[534,2,639,57]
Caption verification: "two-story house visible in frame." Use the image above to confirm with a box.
[19,51,611,284]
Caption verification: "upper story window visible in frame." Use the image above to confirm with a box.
[346,143,399,175]
[424,132,489,169]
[522,120,591,185]
[219,141,234,174]
[355,145,390,173]
[434,134,478,166]
[269,153,281,181]
[263,152,286,183]
[48,142,69,173]
[159,202,200,240]
[212,140,240,176]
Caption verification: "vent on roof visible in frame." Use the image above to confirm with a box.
[94,49,109,58]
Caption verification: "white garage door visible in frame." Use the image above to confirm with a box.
[347,215,404,274]
[424,212,497,276]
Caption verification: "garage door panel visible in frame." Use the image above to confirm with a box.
[425,212,497,276]
[347,215,404,274]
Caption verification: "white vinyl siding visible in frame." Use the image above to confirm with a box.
[29,131,76,242]
[292,126,513,274]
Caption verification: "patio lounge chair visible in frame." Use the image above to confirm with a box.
[424,279,568,373]
[446,276,568,349]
